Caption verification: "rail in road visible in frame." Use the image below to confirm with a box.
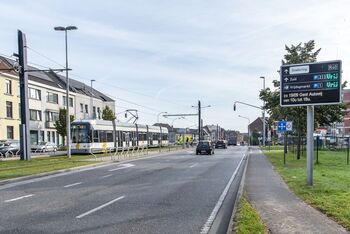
[0,146,248,234]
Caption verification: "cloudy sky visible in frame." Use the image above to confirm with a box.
[0,0,349,132]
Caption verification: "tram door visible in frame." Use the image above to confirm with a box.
[117,131,123,149]
[132,131,137,147]
[124,132,130,148]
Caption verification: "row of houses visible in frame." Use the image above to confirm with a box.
[0,56,115,145]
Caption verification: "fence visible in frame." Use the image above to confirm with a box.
[266,134,350,165]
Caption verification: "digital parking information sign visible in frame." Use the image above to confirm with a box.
[280,60,342,106]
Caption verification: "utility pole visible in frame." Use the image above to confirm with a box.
[198,100,201,141]
[18,30,31,160]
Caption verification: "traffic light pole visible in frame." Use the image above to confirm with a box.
[198,100,201,140]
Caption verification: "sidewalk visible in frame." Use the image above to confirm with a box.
[245,147,349,234]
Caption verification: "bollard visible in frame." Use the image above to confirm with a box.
[347,137,349,165]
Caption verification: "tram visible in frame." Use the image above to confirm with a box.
[71,119,168,154]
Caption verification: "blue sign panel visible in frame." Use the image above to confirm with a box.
[277,121,287,132]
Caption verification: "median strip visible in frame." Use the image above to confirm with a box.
[76,195,125,219]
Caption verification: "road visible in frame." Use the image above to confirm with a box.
[0,146,247,234]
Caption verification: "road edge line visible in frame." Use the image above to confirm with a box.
[225,147,250,234]
[200,151,246,234]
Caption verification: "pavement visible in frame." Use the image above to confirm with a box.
[0,146,247,234]
[245,147,349,234]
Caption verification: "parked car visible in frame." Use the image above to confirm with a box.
[0,140,20,157]
[31,142,57,153]
[196,140,215,155]
[215,140,227,149]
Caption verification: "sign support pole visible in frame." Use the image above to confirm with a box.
[307,105,314,186]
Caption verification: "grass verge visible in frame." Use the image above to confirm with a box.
[0,155,97,181]
[263,149,350,230]
[234,195,268,234]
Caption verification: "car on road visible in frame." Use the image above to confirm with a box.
[0,140,20,157]
[31,142,57,153]
[196,140,215,155]
[215,140,227,149]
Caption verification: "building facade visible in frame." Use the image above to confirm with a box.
[0,56,115,145]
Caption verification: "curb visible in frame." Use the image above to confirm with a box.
[226,147,250,234]
[0,147,189,186]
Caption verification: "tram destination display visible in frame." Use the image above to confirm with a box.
[280,60,341,106]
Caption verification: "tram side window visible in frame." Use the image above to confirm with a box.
[100,131,107,142]
[162,134,168,140]
[93,130,99,142]
[106,131,113,142]
[153,133,158,141]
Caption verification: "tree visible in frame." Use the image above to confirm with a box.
[54,108,74,146]
[260,40,345,159]
[102,106,117,148]
[102,106,116,121]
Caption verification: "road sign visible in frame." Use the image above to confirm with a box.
[280,60,342,106]
[277,121,293,132]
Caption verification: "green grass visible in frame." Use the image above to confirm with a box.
[235,195,268,234]
[0,155,98,181]
[263,149,350,230]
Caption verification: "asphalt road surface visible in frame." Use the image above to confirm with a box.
[0,146,247,234]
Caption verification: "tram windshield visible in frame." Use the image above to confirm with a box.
[71,123,91,143]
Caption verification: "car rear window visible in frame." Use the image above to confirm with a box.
[199,142,209,146]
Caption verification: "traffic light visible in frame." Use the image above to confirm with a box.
[233,103,236,111]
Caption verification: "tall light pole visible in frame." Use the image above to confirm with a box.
[192,101,210,141]
[157,111,167,123]
[54,25,78,159]
[260,76,266,146]
[238,115,251,146]
[90,79,95,118]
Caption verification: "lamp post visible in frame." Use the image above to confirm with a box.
[171,117,184,127]
[238,115,251,146]
[157,111,167,123]
[260,76,266,147]
[54,25,78,159]
[90,79,95,118]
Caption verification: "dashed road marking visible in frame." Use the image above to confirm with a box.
[64,182,82,188]
[76,195,125,219]
[4,194,34,203]
[100,174,113,179]
[108,163,135,172]
[189,163,198,168]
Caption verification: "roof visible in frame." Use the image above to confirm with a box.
[0,55,114,103]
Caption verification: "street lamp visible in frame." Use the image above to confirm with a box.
[260,76,266,146]
[90,79,96,118]
[238,115,251,146]
[172,117,184,127]
[54,25,78,159]
[157,111,168,123]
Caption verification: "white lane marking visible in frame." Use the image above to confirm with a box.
[76,195,125,219]
[64,182,82,188]
[108,163,135,172]
[100,174,113,179]
[189,163,198,168]
[4,194,34,203]
[200,154,246,234]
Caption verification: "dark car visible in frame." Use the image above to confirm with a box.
[0,140,20,157]
[196,140,214,155]
[215,140,227,149]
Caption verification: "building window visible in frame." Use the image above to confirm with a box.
[7,126,14,139]
[30,109,42,121]
[80,103,84,113]
[5,80,12,94]
[97,107,101,119]
[46,111,59,122]
[85,104,88,113]
[6,101,13,118]
[47,131,51,142]
[93,106,96,118]
[52,131,56,143]
[63,96,73,107]
[46,92,58,104]
[29,88,41,100]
